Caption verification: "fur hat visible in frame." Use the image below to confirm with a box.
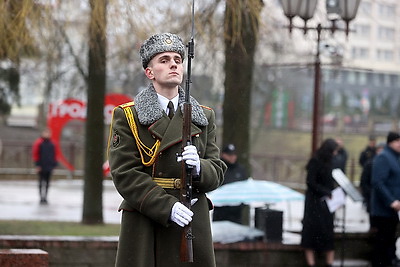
[139,33,185,69]
[386,131,400,144]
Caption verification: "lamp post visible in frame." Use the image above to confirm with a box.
[279,0,361,154]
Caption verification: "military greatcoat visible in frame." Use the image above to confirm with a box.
[108,84,226,267]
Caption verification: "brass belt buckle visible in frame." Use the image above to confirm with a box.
[173,179,181,189]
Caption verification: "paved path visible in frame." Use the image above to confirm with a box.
[3,178,400,264]
[0,178,371,232]
[0,179,122,224]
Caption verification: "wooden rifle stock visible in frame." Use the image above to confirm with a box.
[180,102,194,263]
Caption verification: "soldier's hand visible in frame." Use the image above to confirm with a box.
[170,202,193,227]
[182,145,200,175]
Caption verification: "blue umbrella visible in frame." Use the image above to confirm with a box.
[207,178,304,207]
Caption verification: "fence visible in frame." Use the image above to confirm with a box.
[0,142,361,189]
[0,141,84,179]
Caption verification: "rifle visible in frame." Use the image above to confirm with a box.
[180,0,195,263]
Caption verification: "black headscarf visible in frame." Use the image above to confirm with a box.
[315,138,339,165]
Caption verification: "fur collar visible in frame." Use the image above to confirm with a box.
[134,84,208,126]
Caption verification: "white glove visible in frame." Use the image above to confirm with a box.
[191,198,198,206]
[170,202,194,227]
[182,145,201,175]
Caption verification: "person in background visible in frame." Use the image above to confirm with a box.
[370,132,400,267]
[107,32,226,267]
[32,128,58,204]
[332,138,348,173]
[301,138,339,267]
[212,144,248,224]
[220,144,247,185]
[360,141,385,232]
[359,134,377,168]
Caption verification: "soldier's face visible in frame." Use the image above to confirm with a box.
[145,52,183,88]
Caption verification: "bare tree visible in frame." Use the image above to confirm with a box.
[223,0,263,174]
[0,0,41,120]
[82,0,108,224]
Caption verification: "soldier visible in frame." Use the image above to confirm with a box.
[108,33,226,267]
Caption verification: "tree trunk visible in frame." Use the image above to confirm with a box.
[223,0,262,175]
[82,0,107,224]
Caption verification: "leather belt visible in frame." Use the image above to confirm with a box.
[153,177,181,189]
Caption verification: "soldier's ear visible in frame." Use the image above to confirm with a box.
[145,67,154,80]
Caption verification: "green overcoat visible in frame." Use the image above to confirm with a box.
[108,85,226,267]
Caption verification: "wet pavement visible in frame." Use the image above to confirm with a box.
[1,178,396,265]
[0,179,123,224]
[0,178,370,232]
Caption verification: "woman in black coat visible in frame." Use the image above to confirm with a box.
[301,138,339,267]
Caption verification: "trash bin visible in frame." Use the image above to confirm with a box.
[255,208,283,242]
[213,204,250,225]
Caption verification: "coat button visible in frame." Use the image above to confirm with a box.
[174,179,181,189]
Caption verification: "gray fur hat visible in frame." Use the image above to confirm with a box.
[139,33,185,69]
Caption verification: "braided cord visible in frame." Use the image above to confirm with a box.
[123,107,160,166]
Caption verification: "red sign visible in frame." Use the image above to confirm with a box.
[47,93,132,172]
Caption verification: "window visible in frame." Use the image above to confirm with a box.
[383,74,391,87]
[377,49,394,62]
[377,26,395,41]
[347,71,357,85]
[322,69,331,83]
[353,24,371,38]
[378,3,396,19]
[359,72,367,85]
[333,71,343,84]
[373,74,381,87]
[351,47,369,59]
[358,2,372,16]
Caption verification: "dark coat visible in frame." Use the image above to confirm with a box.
[301,157,335,251]
[359,146,376,167]
[108,85,226,267]
[220,160,247,185]
[371,146,400,218]
[360,158,373,213]
[32,137,57,172]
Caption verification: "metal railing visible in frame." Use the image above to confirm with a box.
[0,142,361,189]
[0,141,84,179]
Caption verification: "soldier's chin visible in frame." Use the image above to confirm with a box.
[164,79,182,87]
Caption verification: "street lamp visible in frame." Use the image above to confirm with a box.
[279,0,361,154]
